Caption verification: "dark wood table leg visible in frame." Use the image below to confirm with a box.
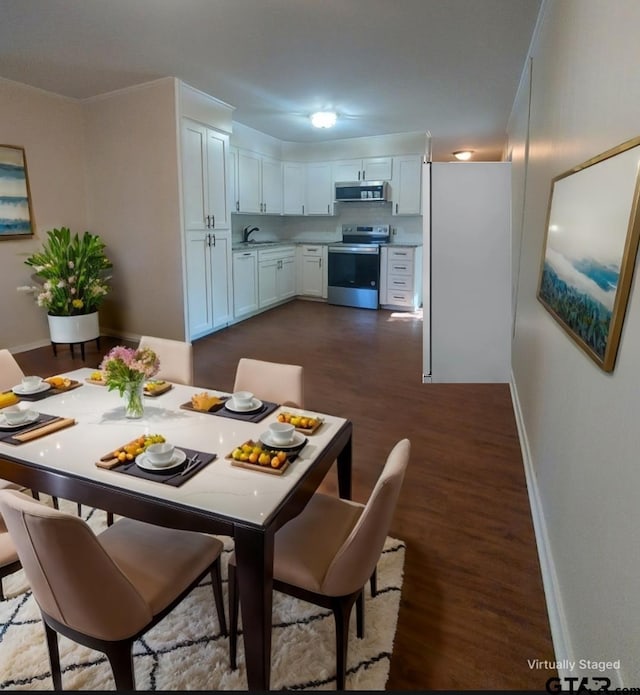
[336,432,352,500]
[234,526,274,691]
[51,342,57,356]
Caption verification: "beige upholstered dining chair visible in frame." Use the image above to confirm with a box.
[138,336,194,386]
[0,350,62,511]
[0,349,25,392]
[0,491,21,601]
[233,357,304,407]
[0,489,227,690]
[228,438,410,690]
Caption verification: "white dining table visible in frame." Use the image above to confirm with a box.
[0,367,353,691]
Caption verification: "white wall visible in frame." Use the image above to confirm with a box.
[83,78,185,340]
[0,79,88,351]
[508,0,640,686]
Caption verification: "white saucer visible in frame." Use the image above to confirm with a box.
[135,449,187,472]
[0,410,39,429]
[12,382,52,396]
[259,430,306,450]
[225,397,263,413]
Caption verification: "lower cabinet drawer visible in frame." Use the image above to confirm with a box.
[388,261,414,276]
[387,275,413,291]
[384,290,414,307]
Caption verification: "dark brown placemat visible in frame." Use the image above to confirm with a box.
[0,413,61,442]
[214,399,279,423]
[16,380,83,401]
[99,447,217,487]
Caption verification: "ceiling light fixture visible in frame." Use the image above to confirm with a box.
[453,150,474,161]
[310,111,337,129]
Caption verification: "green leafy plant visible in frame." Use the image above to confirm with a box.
[18,227,112,316]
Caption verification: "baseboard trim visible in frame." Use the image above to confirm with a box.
[509,372,573,679]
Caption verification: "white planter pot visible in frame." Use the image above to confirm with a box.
[47,312,100,343]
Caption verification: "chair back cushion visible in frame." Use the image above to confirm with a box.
[139,336,193,386]
[322,438,410,596]
[0,490,152,640]
[233,358,304,407]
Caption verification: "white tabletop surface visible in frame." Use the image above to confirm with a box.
[0,368,348,527]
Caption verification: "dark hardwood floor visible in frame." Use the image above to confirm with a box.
[14,299,556,690]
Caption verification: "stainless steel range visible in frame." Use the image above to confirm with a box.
[327,224,390,309]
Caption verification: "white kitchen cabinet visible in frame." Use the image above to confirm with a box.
[185,231,231,338]
[391,155,422,216]
[380,245,422,310]
[283,162,306,215]
[182,119,230,232]
[232,249,258,318]
[296,244,327,299]
[229,146,239,213]
[305,162,334,215]
[332,156,392,183]
[237,149,282,214]
[258,246,296,309]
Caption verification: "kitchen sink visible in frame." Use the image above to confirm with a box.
[238,240,277,246]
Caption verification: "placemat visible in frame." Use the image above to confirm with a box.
[0,413,62,443]
[97,447,217,487]
[214,399,279,423]
[15,380,83,401]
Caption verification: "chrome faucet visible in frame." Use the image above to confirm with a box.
[242,226,259,243]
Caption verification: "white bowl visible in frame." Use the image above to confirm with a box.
[268,421,295,445]
[21,376,43,392]
[232,391,254,408]
[146,442,176,466]
[3,406,29,425]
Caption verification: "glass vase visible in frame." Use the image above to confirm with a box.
[123,380,145,419]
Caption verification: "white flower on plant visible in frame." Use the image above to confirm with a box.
[43,280,52,291]
[57,280,66,288]
[68,261,75,269]
[67,275,76,284]
[70,287,76,295]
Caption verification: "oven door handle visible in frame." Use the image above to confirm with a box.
[328,245,380,255]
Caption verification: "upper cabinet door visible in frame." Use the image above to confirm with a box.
[306,162,333,215]
[261,157,283,215]
[283,162,306,215]
[206,129,230,230]
[392,155,422,215]
[333,159,362,182]
[182,121,208,231]
[363,156,392,181]
[238,150,262,213]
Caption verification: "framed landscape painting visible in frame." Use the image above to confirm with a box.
[537,136,640,372]
[0,145,34,239]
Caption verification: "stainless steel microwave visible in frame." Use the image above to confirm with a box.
[335,180,389,202]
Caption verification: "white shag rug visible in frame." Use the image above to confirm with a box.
[0,498,405,691]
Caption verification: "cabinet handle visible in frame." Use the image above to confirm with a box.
[395,203,398,214]
[236,201,239,212]
[211,234,216,247]
[211,214,215,229]
[395,265,408,270]
[327,204,330,214]
[302,204,305,215]
[205,215,210,228]
[362,170,365,180]
[318,258,322,268]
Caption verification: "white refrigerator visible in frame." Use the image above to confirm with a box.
[422,161,512,383]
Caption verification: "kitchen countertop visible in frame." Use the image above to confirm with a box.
[232,240,422,251]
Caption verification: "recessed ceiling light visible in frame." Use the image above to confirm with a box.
[453,150,474,161]
[310,111,337,128]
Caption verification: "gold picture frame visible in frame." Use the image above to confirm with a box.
[537,136,640,372]
[0,144,35,239]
